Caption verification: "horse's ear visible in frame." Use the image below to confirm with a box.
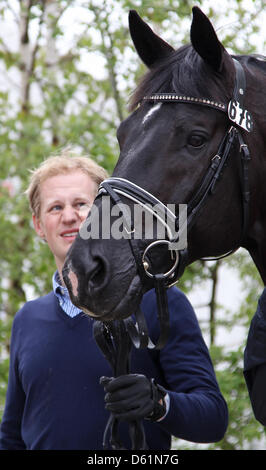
[129,10,174,68]
[190,6,225,72]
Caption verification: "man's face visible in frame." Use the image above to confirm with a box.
[33,170,97,274]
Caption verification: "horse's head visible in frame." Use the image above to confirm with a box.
[63,7,254,321]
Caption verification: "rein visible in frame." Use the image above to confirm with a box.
[93,320,148,449]
[93,58,253,450]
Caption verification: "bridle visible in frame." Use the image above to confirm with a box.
[93,59,253,449]
[95,58,252,348]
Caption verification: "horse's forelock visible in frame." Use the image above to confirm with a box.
[129,44,230,111]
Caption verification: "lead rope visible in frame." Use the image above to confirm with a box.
[124,274,170,350]
[93,320,148,450]
[93,262,176,449]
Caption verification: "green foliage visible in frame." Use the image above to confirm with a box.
[210,345,265,449]
[0,0,265,449]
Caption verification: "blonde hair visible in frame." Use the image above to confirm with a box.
[25,147,108,218]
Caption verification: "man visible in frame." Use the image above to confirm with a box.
[0,149,228,450]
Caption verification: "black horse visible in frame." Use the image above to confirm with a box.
[63,7,266,324]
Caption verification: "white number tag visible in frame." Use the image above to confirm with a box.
[228,100,253,132]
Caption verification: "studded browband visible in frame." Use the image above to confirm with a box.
[142,94,227,112]
[142,59,254,133]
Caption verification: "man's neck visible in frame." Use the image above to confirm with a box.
[55,264,65,287]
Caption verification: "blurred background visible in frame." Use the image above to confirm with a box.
[0,0,265,449]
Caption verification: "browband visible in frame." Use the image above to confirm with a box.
[142,59,253,133]
[143,94,227,112]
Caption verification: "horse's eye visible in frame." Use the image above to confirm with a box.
[188,134,205,148]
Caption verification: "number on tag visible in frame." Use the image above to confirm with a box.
[228,100,253,132]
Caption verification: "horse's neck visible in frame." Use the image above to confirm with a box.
[247,244,266,285]
[239,56,266,284]
[245,139,266,284]
[246,153,266,284]
[238,55,266,109]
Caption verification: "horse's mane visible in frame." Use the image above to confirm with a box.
[129,44,232,111]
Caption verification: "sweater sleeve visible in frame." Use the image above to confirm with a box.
[147,289,228,443]
[0,314,26,450]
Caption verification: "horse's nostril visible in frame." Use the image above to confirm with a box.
[87,257,108,291]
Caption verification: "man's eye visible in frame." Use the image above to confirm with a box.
[77,202,92,216]
[51,205,62,211]
[77,202,91,210]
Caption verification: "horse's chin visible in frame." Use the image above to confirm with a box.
[75,274,143,322]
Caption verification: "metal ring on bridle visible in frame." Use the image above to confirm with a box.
[142,240,179,279]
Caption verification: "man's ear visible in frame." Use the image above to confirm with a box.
[32,213,45,239]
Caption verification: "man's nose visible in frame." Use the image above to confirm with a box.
[61,205,79,223]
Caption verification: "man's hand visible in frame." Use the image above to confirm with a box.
[100,374,167,422]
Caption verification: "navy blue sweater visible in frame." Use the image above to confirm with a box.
[0,287,227,450]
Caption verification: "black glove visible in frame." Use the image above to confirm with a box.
[100,374,167,422]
